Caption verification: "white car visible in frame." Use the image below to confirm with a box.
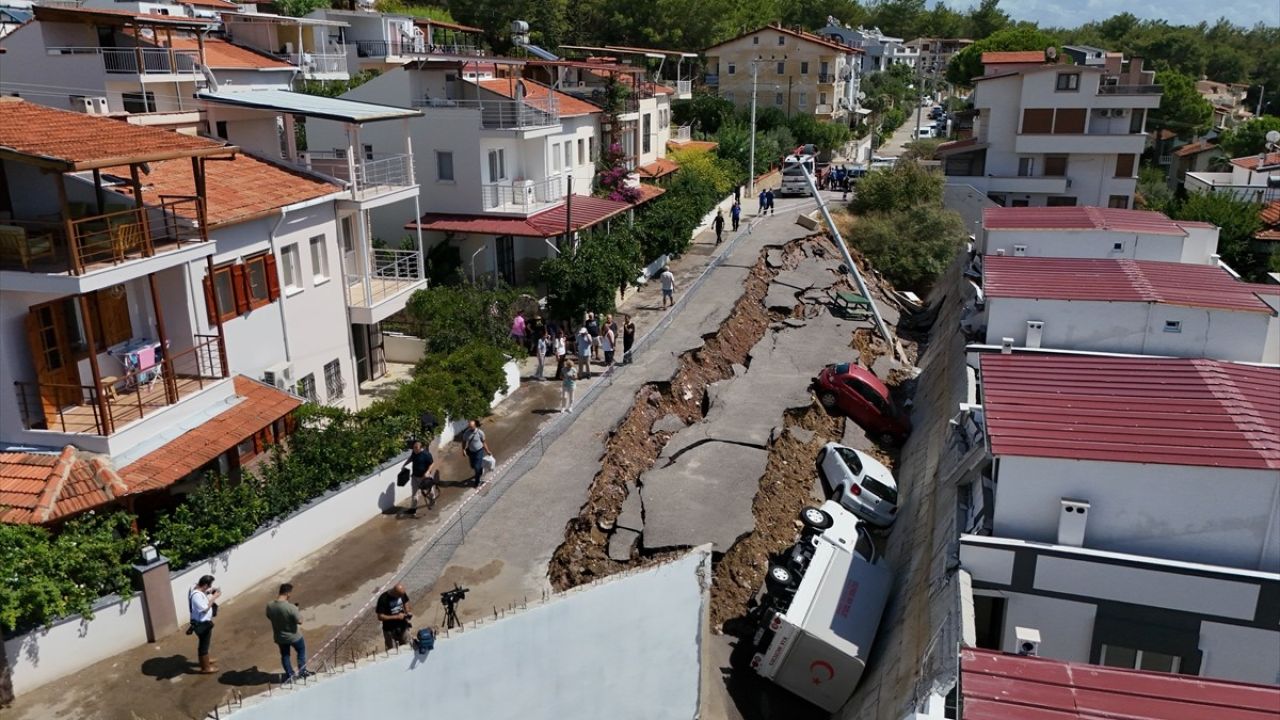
[914,126,935,139]
[817,442,899,527]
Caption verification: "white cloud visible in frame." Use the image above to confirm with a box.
[936,0,1279,29]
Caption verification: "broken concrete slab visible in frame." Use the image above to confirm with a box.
[871,353,904,382]
[795,213,820,231]
[640,443,769,552]
[608,527,639,561]
[783,318,806,328]
[842,417,875,452]
[772,259,843,291]
[617,487,643,531]
[766,248,786,269]
[788,426,815,445]
[732,363,748,378]
[652,413,687,434]
[764,283,798,311]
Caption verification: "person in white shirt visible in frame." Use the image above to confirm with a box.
[660,267,676,309]
[189,575,222,674]
[535,331,548,381]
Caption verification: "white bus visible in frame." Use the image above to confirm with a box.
[779,153,816,196]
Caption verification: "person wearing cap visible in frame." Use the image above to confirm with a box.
[575,327,592,379]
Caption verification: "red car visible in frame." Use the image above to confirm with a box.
[813,362,911,441]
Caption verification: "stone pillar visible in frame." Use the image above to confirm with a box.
[134,556,177,642]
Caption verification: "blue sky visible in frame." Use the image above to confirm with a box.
[938,0,1280,29]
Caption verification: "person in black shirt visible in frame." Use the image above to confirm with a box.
[407,440,437,515]
[376,584,412,650]
[622,316,636,364]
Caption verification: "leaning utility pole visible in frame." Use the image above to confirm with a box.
[798,165,899,360]
[748,59,760,197]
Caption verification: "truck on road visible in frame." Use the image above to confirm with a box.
[749,501,892,712]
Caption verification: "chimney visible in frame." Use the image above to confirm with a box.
[1058,498,1090,546]
[1025,321,1044,349]
[1001,337,1014,354]
[1015,627,1041,656]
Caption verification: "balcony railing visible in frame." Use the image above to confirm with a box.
[818,73,837,83]
[47,47,201,75]
[672,125,692,142]
[1097,84,1161,95]
[304,152,414,200]
[274,49,348,76]
[675,80,692,96]
[0,196,207,275]
[14,334,227,437]
[354,39,483,58]
[481,176,564,212]
[1187,181,1280,204]
[412,97,559,130]
[348,248,424,308]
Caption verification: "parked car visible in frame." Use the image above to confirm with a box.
[913,126,935,139]
[812,362,911,441]
[816,442,899,527]
[750,502,892,711]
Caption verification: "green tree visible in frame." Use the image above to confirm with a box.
[782,0,868,31]
[946,26,1058,86]
[274,0,328,17]
[372,0,455,20]
[851,158,944,214]
[851,205,966,290]
[1149,70,1214,139]
[867,0,927,39]
[1168,192,1265,280]
[1218,116,1280,159]
[403,284,529,356]
[538,229,643,319]
[672,92,735,136]
[966,0,1010,40]
[1135,165,1174,214]
[788,114,852,155]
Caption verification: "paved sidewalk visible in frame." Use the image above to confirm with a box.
[3,187,798,720]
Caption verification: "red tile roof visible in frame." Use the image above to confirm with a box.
[474,78,601,118]
[705,23,856,54]
[983,206,1191,236]
[983,257,1274,313]
[962,648,1280,720]
[1261,201,1280,226]
[184,0,239,8]
[110,152,341,227]
[0,446,128,525]
[0,99,233,171]
[1231,151,1280,171]
[981,50,1048,64]
[1173,140,1218,157]
[632,183,666,203]
[414,18,483,33]
[979,354,1280,470]
[935,137,984,155]
[163,37,293,70]
[408,194,634,237]
[119,376,301,493]
[636,158,679,179]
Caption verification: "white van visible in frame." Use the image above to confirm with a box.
[914,126,936,139]
[749,501,892,711]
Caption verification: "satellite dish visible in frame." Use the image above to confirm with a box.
[1266,129,1280,144]
[1045,46,1058,60]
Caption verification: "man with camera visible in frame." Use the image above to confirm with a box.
[376,583,413,650]
[188,575,221,674]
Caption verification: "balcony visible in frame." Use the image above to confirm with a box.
[1097,84,1161,95]
[675,80,692,98]
[672,125,692,143]
[946,175,1069,195]
[13,333,234,450]
[46,47,201,79]
[0,196,209,282]
[346,248,426,325]
[481,176,565,214]
[274,49,348,79]
[1014,133,1147,155]
[413,97,559,131]
[817,73,837,84]
[303,152,416,205]
[1184,174,1280,204]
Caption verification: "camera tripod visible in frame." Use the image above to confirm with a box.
[442,596,462,629]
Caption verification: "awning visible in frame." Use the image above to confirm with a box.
[636,158,679,179]
[407,194,634,237]
[196,89,420,123]
[935,138,987,156]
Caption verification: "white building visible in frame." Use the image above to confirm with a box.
[1185,151,1280,205]
[939,51,1161,209]
[306,59,655,287]
[980,256,1279,363]
[306,9,485,74]
[220,8,350,81]
[978,206,1221,265]
[818,21,917,74]
[949,351,1280,685]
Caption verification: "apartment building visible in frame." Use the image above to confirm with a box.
[220,8,349,81]
[978,206,1222,264]
[939,51,1161,208]
[817,20,916,75]
[704,23,861,122]
[1185,151,1280,205]
[1196,78,1254,130]
[0,101,303,522]
[950,351,1280,684]
[979,256,1279,363]
[904,37,972,73]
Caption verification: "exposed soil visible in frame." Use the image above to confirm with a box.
[547,241,805,590]
[709,402,844,630]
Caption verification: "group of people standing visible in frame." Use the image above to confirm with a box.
[819,165,858,200]
[526,311,637,413]
[757,188,776,216]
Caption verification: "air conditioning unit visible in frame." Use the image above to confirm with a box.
[1110,108,1125,118]
[91,97,109,114]
[77,96,109,115]
[262,362,294,389]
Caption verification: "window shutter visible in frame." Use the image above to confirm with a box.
[231,264,250,315]
[94,288,132,346]
[263,253,281,301]
[202,275,218,325]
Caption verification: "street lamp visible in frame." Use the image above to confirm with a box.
[868,94,893,165]
[748,54,784,197]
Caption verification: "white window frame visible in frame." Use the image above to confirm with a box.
[323,359,344,401]
[577,138,585,165]
[798,91,808,108]
[1164,320,1183,333]
[436,150,454,182]
[488,148,506,181]
[552,142,562,171]
[564,142,572,170]
[281,243,302,292]
[296,373,317,403]
[309,235,328,282]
